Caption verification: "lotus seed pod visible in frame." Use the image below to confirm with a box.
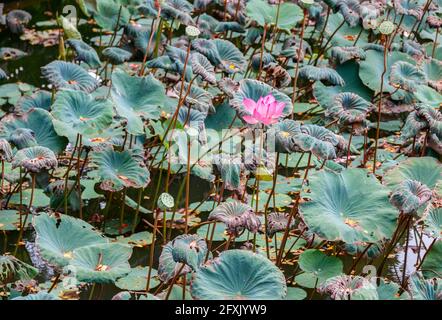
[185,26,201,38]
[378,21,395,35]
[157,192,175,210]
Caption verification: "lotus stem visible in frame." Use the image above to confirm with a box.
[411,0,433,39]
[257,23,268,81]
[314,19,345,65]
[415,238,437,271]
[108,5,123,48]
[146,209,160,292]
[432,27,439,58]
[402,217,411,288]
[132,187,144,234]
[388,15,404,49]
[269,0,282,53]
[1,160,4,192]
[64,134,80,214]
[184,132,191,234]
[346,125,354,168]
[47,273,61,293]
[164,263,186,300]
[139,7,162,76]
[291,8,308,109]
[77,135,83,219]
[119,188,126,228]
[372,34,389,175]
[14,173,35,256]
[348,243,373,274]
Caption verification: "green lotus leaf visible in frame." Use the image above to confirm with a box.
[174,82,214,114]
[414,85,442,108]
[377,279,409,300]
[323,13,369,47]
[41,61,99,93]
[95,0,130,31]
[7,127,37,149]
[326,92,372,124]
[319,275,379,300]
[111,291,132,300]
[12,291,60,300]
[0,109,68,153]
[164,45,194,80]
[251,52,275,71]
[401,110,428,139]
[158,243,192,282]
[389,61,427,92]
[422,205,442,239]
[190,52,216,84]
[68,243,132,283]
[268,119,301,153]
[286,287,307,300]
[115,231,153,247]
[0,210,21,231]
[212,154,241,191]
[111,69,166,135]
[0,254,38,284]
[300,168,398,243]
[9,188,49,207]
[102,47,132,65]
[231,79,293,119]
[16,90,52,113]
[115,266,160,290]
[330,46,366,64]
[336,0,361,27]
[33,213,108,267]
[124,23,158,57]
[58,15,82,40]
[51,90,114,142]
[0,138,13,161]
[359,50,415,96]
[421,240,442,278]
[191,249,287,300]
[403,39,425,57]
[384,157,442,195]
[390,179,432,214]
[393,0,423,19]
[267,212,296,237]
[44,180,84,212]
[422,58,441,91]
[293,124,340,160]
[66,39,101,68]
[214,21,245,34]
[245,0,303,32]
[299,66,345,86]
[208,201,261,236]
[409,273,442,300]
[12,146,58,173]
[161,0,195,25]
[92,148,150,192]
[295,249,343,288]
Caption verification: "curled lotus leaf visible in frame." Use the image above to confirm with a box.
[319,275,379,300]
[214,22,245,34]
[389,61,427,92]
[251,52,275,71]
[336,0,361,27]
[293,124,340,160]
[111,69,166,135]
[403,40,425,58]
[422,205,442,239]
[393,0,423,19]
[12,146,58,173]
[161,0,195,25]
[177,107,207,130]
[5,9,31,34]
[401,110,428,139]
[231,79,293,120]
[267,212,295,237]
[92,148,151,192]
[173,82,214,114]
[51,90,114,141]
[68,243,132,283]
[33,213,108,268]
[390,180,433,214]
[212,153,241,191]
[191,249,287,300]
[414,85,442,108]
[41,61,99,93]
[0,254,38,284]
[16,90,52,113]
[299,168,398,244]
[415,104,442,139]
[190,52,216,84]
[0,138,13,161]
[268,119,301,153]
[0,47,27,60]
[299,66,345,86]
[421,240,442,279]
[326,92,372,124]
[330,46,366,64]
[158,241,192,282]
[102,47,132,65]
[8,128,37,149]
[408,273,442,300]
[12,291,60,300]
[281,37,312,62]
[44,180,85,212]
[263,63,291,88]
[208,201,261,237]
[384,157,442,195]
[66,39,101,68]
[217,77,239,98]
[427,15,442,28]
[169,234,207,271]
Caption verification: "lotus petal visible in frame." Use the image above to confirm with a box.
[299,66,345,86]
[299,168,398,244]
[68,243,132,283]
[66,39,101,68]
[390,180,433,214]
[41,61,99,92]
[190,52,216,84]
[326,92,372,124]
[208,201,261,236]
[51,90,114,142]
[191,250,287,300]
[92,148,150,192]
[33,213,108,268]
[330,46,366,64]
[6,9,31,34]
[0,254,38,284]
[16,90,52,113]
[12,146,57,173]
[389,61,427,92]
[111,69,166,135]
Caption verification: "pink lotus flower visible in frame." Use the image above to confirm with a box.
[242,94,285,125]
